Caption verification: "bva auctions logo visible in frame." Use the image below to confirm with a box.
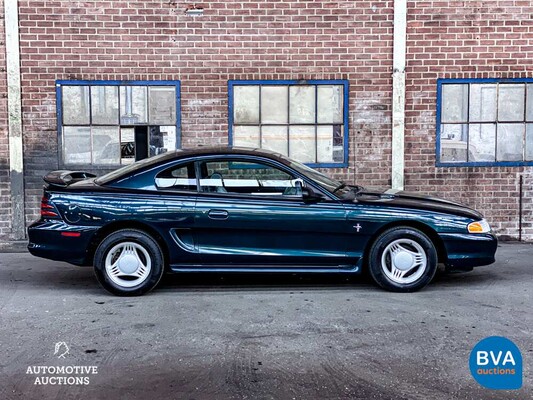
[54,342,70,359]
[469,336,522,390]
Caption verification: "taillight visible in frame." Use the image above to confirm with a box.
[41,196,59,218]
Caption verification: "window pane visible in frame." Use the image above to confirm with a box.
[233,125,260,148]
[468,124,496,162]
[332,125,344,162]
[289,86,315,123]
[200,161,299,196]
[441,84,468,123]
[439,124,467,162]
[120,128,135,164]
[234,86,259,124]
[317,85,343,124]
[120,86,148,124]
[497,123,524,161]
[201,161,228,193]
[527,84,533,121]
[62,86,90,125]
[63,126,91,164]
[149,126,168,157]
[289,125,316,163]
[498,84,525,121]
[93,126,120,165]
[317,125,334,163]
[261,126,288,156]
[149,87,176,125]
[159,126,176,153]
[317,125,344,163]
[261,86,288,124]
[526,124,533,161]
[91,86,119,125]
[469,84,497,122]
[156,164,195,191]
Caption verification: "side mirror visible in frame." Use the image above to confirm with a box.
[301,186,325,202]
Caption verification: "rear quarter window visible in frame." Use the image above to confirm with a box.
[155,162,197,191]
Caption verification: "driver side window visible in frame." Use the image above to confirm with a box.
[198,160,303,197]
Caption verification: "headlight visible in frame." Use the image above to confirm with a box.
[467,219,491,233]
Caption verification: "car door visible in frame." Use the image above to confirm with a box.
[150,161,199,265]
[193,156,350,266]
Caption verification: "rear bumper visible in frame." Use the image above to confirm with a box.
[440,232,498,270]
[27,220,98,266]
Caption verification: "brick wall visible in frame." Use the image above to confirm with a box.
[405,0,533,239]
[0,0,531,242]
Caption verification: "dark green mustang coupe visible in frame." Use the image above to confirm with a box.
[28,147,497,296]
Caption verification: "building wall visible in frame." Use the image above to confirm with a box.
[16,0,394,230]
[0,0,531,242]
[405,0,533,239]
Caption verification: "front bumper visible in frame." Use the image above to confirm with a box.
[27,220,98,266]
[440,232,498,271]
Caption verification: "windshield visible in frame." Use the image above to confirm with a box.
[286,159,346,193]
[285,158,362,198]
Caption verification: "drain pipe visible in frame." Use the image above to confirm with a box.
[391,0,407,190]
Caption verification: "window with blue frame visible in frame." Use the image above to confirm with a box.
[437,78,533,166]
[228,80,349,167]
[56,81,181,166]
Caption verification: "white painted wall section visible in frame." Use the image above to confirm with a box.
[392,0,407,190]
[5,0,25,239]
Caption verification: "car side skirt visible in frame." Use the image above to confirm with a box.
[168,263,362,274]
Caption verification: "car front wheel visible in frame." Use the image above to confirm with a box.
[368,227,437,292]
[94,229,164,296]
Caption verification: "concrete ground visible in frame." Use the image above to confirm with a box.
[0,243,531,400]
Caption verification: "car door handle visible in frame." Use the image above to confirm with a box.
[208,209,229,220]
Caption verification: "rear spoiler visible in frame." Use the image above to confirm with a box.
[43,170,97,187]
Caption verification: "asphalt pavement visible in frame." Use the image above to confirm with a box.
[0,243,531,399]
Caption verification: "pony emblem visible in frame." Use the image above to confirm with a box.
[54,342,69,359]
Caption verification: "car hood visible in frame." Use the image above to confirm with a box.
[351,188,483,219]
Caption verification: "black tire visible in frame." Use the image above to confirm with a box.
[94,229,164,296]
[368,227,438,292]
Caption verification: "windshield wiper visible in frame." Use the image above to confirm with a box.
[332,182,347,194]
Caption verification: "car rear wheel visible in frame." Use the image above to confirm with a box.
[94,229,164,296]
[368,227,437,292]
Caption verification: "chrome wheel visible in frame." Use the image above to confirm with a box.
[381,238,427,284]
[104,241,152,288]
